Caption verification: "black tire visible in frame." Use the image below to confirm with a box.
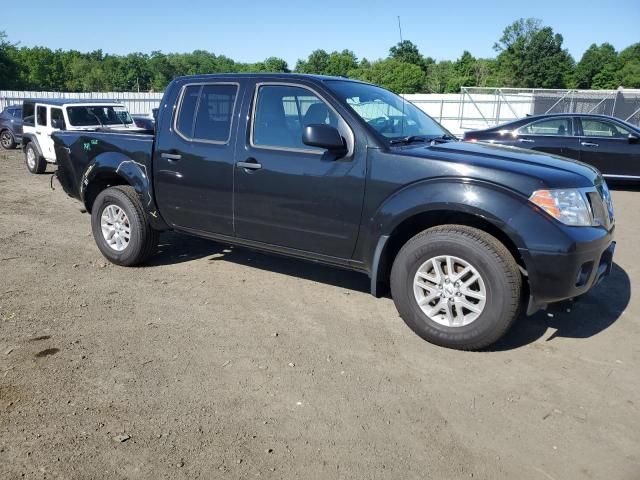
[390,225,522,350]
[1,130,16,150]
[25,142,47,174]
[91,186,159,266]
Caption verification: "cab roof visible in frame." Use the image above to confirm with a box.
[172,72,368,84]
[23,98,124,106]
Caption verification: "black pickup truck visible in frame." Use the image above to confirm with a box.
[52,74,615,350]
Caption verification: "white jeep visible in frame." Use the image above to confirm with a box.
[21,99,144,174]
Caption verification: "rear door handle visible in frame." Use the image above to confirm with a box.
[518,138,534,143]
[161,152,182,161]
[581,142,599,147]
[236,160,262,170]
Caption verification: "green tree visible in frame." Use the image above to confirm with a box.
[350,59,425,93]
[389,40,433,72]
[295,49,357,76]
[0,31,20,89]
[493,18,574,88]
[574,43,618,88]
[618,43,640,88]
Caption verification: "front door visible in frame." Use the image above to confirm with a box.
[154,81,243,235]
[578,117,640,178]
[233,82,365,259]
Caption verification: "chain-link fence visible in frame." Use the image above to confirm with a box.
[460,87,640,132]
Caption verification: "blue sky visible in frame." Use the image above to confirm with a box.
[4,0,640,67]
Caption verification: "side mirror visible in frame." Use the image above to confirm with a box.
[629,133,639,144]
[51,119,65,130]
[302,124,345,151]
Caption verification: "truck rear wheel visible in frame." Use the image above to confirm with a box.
[91,186,158,266]
[390,225,521,350]
[25,143,46,174]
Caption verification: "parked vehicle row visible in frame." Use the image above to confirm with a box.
[463,113,640,180]
[50,73,615,350]
[0,105,23,149]
[19,99,146,173]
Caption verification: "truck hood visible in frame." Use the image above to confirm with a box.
[395,140,600,191]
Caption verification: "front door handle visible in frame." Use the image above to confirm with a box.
[581,142,599,148]
[518,138,534,143]
[161,152,182,161]
[236,160,262,170]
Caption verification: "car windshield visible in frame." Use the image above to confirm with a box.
[326,80,453,142]
[66,105,134,127]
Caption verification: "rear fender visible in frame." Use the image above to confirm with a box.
[21,133,43,156]
[82,152,168,230]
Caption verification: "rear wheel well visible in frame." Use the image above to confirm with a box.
[377,210,526,292]
[84,173,130,213]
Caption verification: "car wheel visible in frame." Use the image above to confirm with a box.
[91,186,158,266]
[1,130,16,150]
[25,143,46,173]
[390,225,522,350]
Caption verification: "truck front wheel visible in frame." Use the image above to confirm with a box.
[91,186,158,266]
[390,225,522,350]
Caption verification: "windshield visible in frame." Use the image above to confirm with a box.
[66,105,134,127]
[326,80,452,142]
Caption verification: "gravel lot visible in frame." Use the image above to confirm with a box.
[0,148,639,479]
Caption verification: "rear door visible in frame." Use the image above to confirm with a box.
[577,117,640,178]
[154,80,244,235]
[233,81,365,259]
[514,116,579,159]
[35,105,57,162]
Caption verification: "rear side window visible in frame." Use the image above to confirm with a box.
[518,118,572,136]
[36,106,48,127]
[175,86,200,136]
[175,83,238,143]
[23,103,35,126]
[193,84,237,142]
[51,108,66,130]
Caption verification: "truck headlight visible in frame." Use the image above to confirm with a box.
[529,189,593,226]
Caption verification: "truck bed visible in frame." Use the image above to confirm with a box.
[53,130,155,202]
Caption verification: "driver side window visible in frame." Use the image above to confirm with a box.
[252,85,338,152]
[581,118,630,139]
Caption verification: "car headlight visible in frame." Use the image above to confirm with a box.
[529,189,593,226]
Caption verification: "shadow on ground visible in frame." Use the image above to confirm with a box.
[148,231,630,350]
[493,263,630,350]
[148,231,370,293]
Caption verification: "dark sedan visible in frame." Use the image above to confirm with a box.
[463,113,640,181]
[0,104,23,149]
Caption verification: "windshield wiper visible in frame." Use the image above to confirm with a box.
[389,135,428,145]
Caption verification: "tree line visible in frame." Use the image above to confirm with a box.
[1,18,639,94]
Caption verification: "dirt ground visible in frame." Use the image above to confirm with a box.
[0,147,638,480]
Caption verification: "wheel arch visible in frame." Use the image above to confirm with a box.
[80,152,168,230]
[366,180,531,297]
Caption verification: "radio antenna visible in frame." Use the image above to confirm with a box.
[397,16,403,43]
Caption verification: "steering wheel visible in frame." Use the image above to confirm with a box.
[367,116,391,130]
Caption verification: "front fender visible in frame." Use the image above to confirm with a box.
[359,178,580,292]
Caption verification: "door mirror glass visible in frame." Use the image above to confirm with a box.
[629,133,639,144]
[302,124,345,151]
